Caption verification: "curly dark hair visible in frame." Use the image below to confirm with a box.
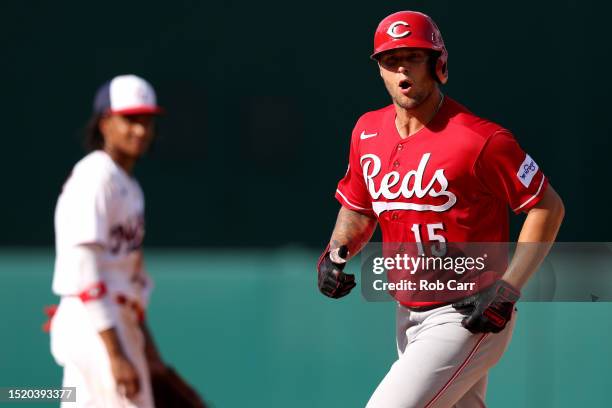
[84,113,105,151]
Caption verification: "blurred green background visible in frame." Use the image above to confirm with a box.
[1,0,611,245]
[2,0,612,406]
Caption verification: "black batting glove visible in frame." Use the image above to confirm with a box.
[317,245,356,299]
[452,280,520,334]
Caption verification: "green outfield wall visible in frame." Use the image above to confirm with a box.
[1,249,611,407]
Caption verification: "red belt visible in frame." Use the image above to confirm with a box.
[42,304,58,333]
[401,301,450,312]
[42,283,145,333]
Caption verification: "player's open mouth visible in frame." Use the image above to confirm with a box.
[399,80,412,93]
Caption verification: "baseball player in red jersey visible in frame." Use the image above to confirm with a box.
[317,11,565,407]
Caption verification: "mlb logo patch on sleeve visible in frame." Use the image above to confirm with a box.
[517,154,538,188]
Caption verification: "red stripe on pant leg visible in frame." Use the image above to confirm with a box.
[424,333,489,408]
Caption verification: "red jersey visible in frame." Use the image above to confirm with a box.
[336,97,548,306]
[337,96,547,242]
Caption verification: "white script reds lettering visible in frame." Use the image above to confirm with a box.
[360,153,457,214]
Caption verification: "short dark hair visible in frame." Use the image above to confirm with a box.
[428,50,442,83]
[84,113,104,151]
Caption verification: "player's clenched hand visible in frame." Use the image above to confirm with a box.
[317,245,356,299]
[452,280,520,334]
[110,354,141,399]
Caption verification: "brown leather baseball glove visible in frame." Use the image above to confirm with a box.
[151,366,208,408]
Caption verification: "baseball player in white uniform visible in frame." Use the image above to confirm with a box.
[50,75,165,407]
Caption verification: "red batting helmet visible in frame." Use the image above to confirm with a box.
[371,11,448,84]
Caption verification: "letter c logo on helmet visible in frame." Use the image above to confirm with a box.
[371,11,449,84]
[387,21,411,39]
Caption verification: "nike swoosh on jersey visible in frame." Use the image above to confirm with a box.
[360,131,378,140]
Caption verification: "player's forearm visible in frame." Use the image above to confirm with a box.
[79,243,124,356]
[99,327,127,359]
[329,206,378,259]
[502,186,565,289]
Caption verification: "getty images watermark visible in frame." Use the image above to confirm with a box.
[371,251,487,292]
[359,242,612,302]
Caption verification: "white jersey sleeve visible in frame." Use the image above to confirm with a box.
[61,165,112,246]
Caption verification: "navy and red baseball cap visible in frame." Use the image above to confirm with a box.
[93,75,163,116]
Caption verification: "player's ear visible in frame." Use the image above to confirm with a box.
[98,115,111,133]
